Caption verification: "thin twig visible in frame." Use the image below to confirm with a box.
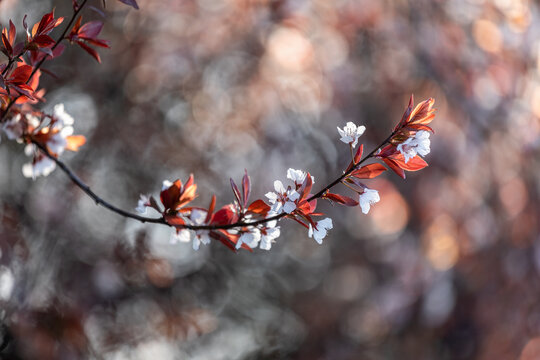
[32,132,394,231]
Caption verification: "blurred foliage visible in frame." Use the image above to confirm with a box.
[1,0,540,359]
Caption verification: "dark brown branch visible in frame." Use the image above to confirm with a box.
[32,132,394,231]
[32,141,168,225]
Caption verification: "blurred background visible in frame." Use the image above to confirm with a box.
[1,0,540,359]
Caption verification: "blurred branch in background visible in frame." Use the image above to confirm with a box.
[1,0,540,359]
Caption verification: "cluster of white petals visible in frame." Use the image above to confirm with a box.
[286,168,314,185]
[308,218,333,244]
[236,214,282,250]
[2,113,38,141]
[19,104,78,179]
[236,227,261,250]
[359,188,380,214]
[171,209,211,251]
[259,219,280,250]
[265,180,300,214]
[22,146,56,178]
[337,122,366,148]
[396,130,431,163]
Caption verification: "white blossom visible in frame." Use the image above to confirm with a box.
[2,114,39,141]
[359,188,380,214]
[308,217,333,244]
[259,220,280,250]
[2,114,24,140]
[236,228,262,250]
[22,154,56,179]
[286,168,315,185]
[337,122,366,148]
[170,210,211,251]
[265,180,300,214]
[53,104,74,127]
[136,194,150,214]
[189,209,211,250]
[171,229,192,244]
[47,125,73,155]
[282,201,297,214]
[396,130,431,163]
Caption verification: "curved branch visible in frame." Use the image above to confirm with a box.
[32,141,167,225]
[32,131,394,231]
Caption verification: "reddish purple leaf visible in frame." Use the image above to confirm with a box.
[117,0,139,9]
[230,178,242,206]
[77,41,101,62]
[324,193,359,206]
[241,170,251,208]
[351,163,387,179]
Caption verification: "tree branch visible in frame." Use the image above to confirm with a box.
[32,132,394,231]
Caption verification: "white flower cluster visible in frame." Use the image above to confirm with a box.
[359,188,380,214]
[265,168,314,214]
[337,122,366,148]
[1,104,78,179]
[23,105,76,179]
[396,130,431,163]
[308,218,333,244]
[171,209,212,251]
[235,217,281,251]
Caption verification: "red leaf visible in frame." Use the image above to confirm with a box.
[394,94,414,131]
[408,98,435,125]
[204,195,216,223]
[345,176,366,190]
[34,11,63,36]
[78,21,104,39]
[176,183,197,209]
[230,178,242,206]
[241,169,251,208]
[377,144,397,158]
[392,154,429,171]
[247,199,270,216]
[212,205,238,226]
[9,64,32,84]
[1,34,12,56]
[84,38,110,48]
[298,172,313,201]
[406,124,434,133]
[65,135,86,151]
[35,11,54,36]
[324,193,359,206]
[11,84,36,100]
[184,174,194,189]
[354,144,364,164]
[117,0,140,9]
[164,214,185,226]
[211,230,248,252]
[32,34,55,48]
[8,20,16,44]
[71,16,83,35]
[160,179,182,210]
[77,41,101,62]
[351,163,387,179]
[383,158,406,179]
